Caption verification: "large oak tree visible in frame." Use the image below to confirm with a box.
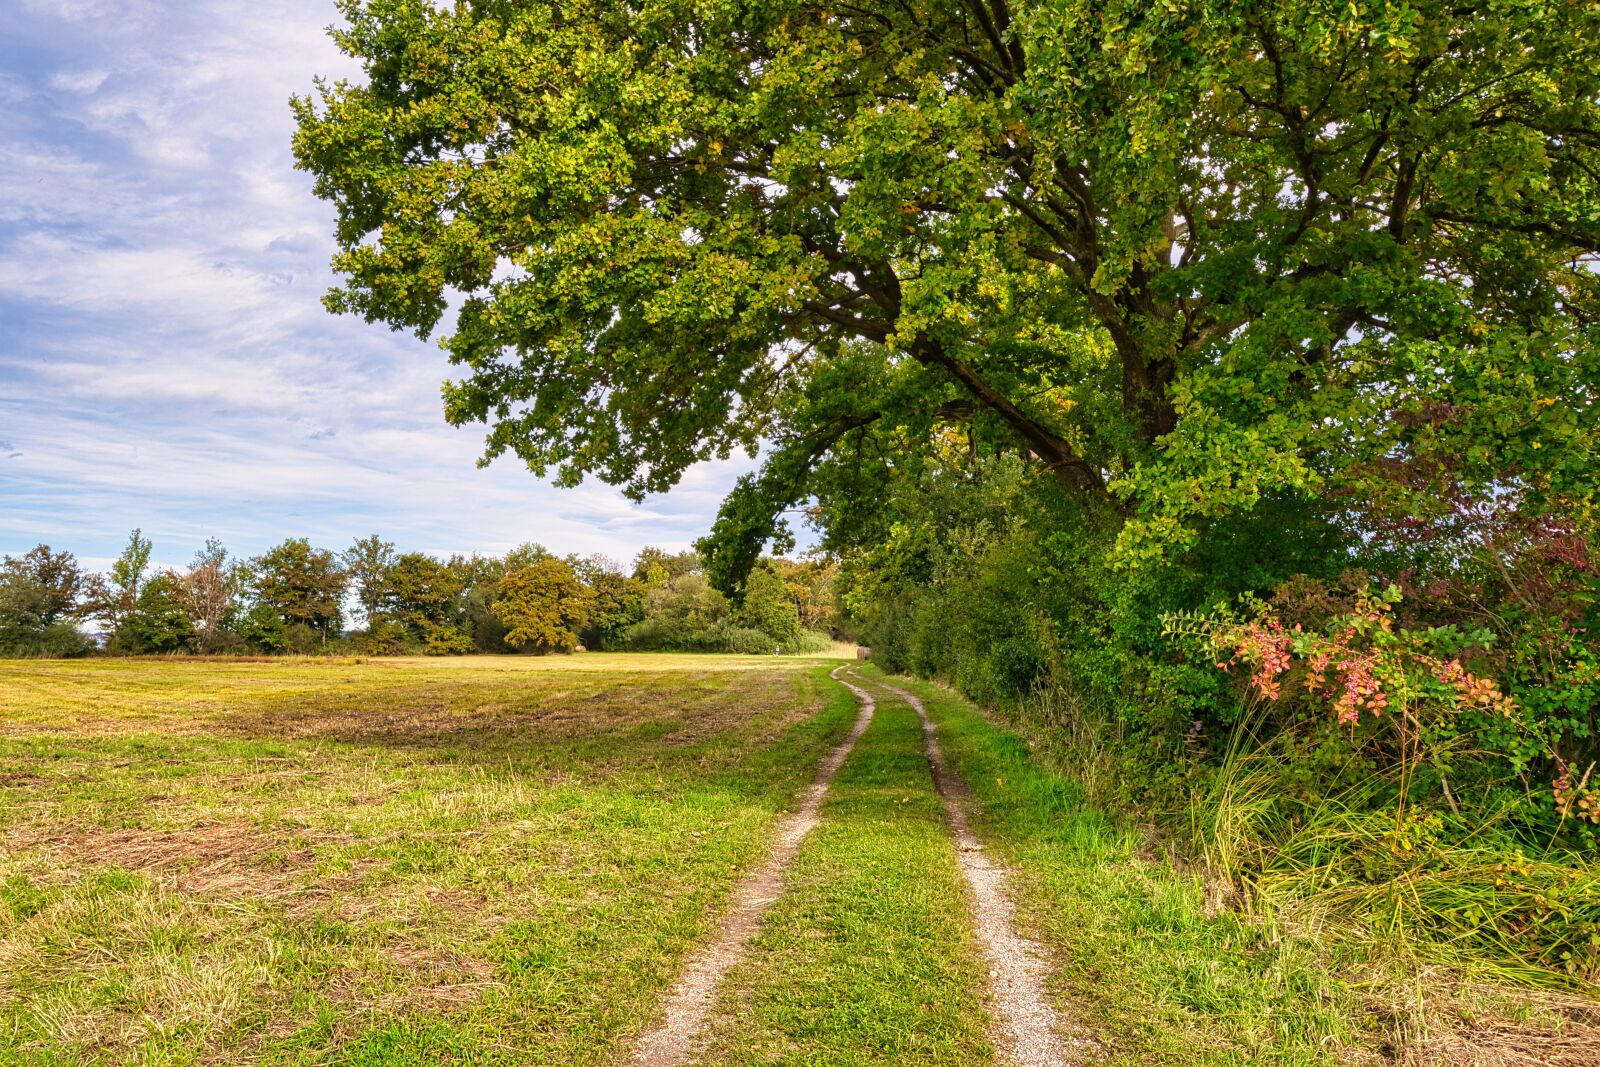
[294,0,1600,589]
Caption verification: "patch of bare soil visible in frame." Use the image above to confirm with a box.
[193,923,506,1066]
[860,673,1094,1067]
[656,673,813,747]
[189,671,802,750]
[628,666,876,1067]
[378,942,503,1007]
[9,821,346,898]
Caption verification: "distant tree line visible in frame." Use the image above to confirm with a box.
[0,532,841,658]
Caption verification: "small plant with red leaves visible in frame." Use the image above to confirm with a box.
[1553,759,1600,825]
[1165,585,1524,797]
[1170,585,1515,728]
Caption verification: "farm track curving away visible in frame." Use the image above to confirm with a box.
[851,671,1078,1067]
[627,666,877,1066]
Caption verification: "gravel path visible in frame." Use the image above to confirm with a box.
[856,672,1077,1067]
[628,666,875,1066]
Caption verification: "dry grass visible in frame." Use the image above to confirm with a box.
[1401,989,1600,1066]
[0,654,855,1064]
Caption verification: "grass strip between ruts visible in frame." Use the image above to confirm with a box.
[692,690,996,1066]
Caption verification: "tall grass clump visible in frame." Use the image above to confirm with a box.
[1162,586,1600,988]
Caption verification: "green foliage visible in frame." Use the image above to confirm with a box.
[576,564,646,650]
[386,551,464,641]
[105,529,152,627]
[1189,732,1600,984]
[5,536,831,661]
[296,0,1600,598]
[418,618,477,656]
[250,539,347,639]
[341,534,395,627]
[619,556,830,654]
[289,12,1600,976]
[494,559,591,652]
[457,572,510,653]
[89,529,154,644]
[632,547,698,587]
[837,422,1598,979]
[237,602,287,654]
[120,574,196,654]
[0,619,90,659]
[786,630,838,656]
[773,558,842,636]
[352,618,410,656]
[0,546,90,656]
[633,573,729,639]
[734,563,801,649]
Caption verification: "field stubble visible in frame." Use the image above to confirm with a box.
[0,654,854,1064]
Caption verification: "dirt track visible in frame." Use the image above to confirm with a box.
[628,666,877,1066]
[629,667,1077,1066]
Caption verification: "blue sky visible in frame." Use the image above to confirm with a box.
[0,0,755,573]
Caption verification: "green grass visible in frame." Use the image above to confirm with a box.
[6,655,1593,1065]
[1189,739,1600,988]
[861,669,1600,1066]
[0,655,856,1065]
[694,696,995,1066]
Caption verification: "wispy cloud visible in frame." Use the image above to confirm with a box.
[0,0,759,568]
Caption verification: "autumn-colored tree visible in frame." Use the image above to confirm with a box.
[1,546,86,629]
[0,545,91,655]
[773,558,840,635]
[493,559,591,652]
[174,538,242,654]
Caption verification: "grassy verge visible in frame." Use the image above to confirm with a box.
[863,668,1600,1066]
[694,692,995,1065]
[0,655,854,1065]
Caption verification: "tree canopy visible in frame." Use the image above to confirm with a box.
[294,0,1600,592]
[0,546,91,656]
[494,558,592,651]
[250,538,347,638]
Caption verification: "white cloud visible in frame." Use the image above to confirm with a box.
[0,0,763,568]
[18,0,130,20]
[47,69,109,94]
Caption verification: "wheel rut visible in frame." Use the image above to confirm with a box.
[627,666,875,1067]
[849,671,1077,1067]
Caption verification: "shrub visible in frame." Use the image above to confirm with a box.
[353,620,412,656]
[786,630,837,655]
[709,625,776,655]
[237,603,287,653]
[0,621,92,658]
[420,620,476,655]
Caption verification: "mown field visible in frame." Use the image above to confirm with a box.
[0,655,859,1064]
[2,656,1596,1065]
